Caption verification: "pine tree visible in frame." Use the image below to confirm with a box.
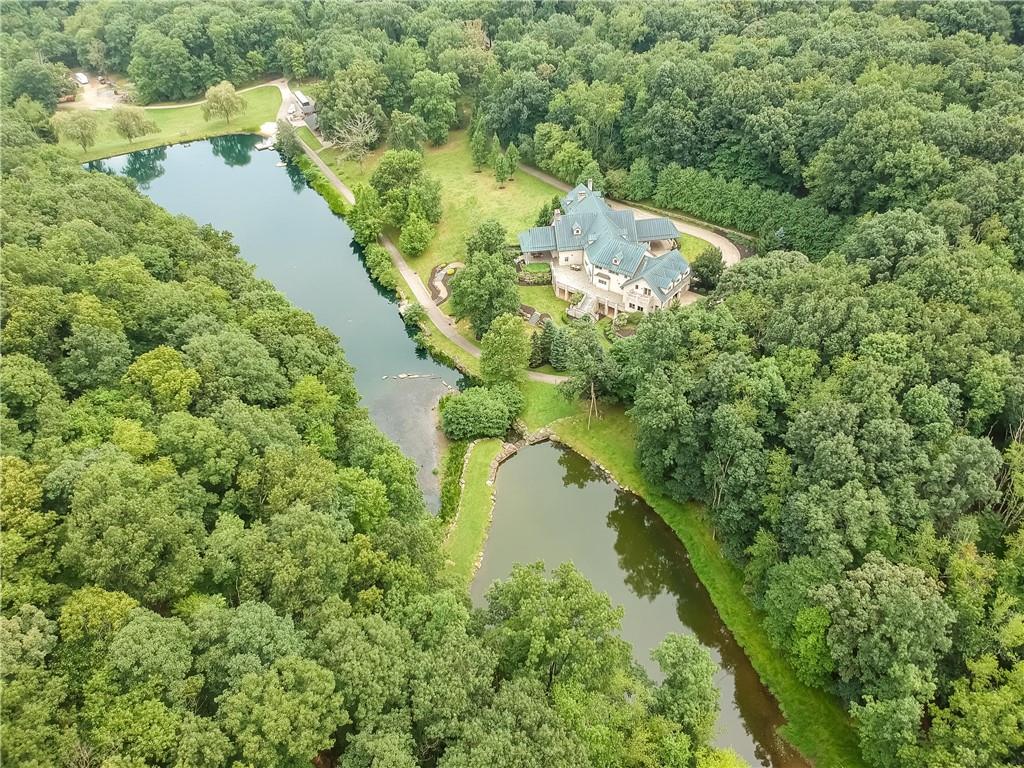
[549,325,569,371]
[539,319,557,362]
[494,152,512,187]
[506,142,520,178]
[529,332,545,368]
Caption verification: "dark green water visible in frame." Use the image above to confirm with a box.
[472,443,806,768]
[97,137,801,766]
[95,136,463,509]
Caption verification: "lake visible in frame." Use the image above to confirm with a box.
[99,135,803,767]
[95,135,462,509]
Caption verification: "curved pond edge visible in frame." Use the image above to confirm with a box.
[550,415,865,768]
[291,149,864,768]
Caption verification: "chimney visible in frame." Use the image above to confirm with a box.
[587,178,593,190]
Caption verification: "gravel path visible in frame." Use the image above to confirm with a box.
[294,133,569,385]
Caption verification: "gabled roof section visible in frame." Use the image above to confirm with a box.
[588,238,648,276]
[553,213,597,250]
[635,217,680,242]
[625,249,691,301]
[561,183,604,213]
[519,226,556,253]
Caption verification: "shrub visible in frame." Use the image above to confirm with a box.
[438,440,468,522]
[440,387,513,440]
[363,244,398,291]
[490,382,525,419]
[402,302,426,328]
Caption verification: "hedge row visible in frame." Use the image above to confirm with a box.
[653,164,849,259]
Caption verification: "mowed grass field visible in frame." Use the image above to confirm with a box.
[63,85,282,162]
[320,130,562,284]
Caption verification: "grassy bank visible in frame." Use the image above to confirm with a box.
[444,438,503,584]
[65,85,282,162]
[550,408,865,768]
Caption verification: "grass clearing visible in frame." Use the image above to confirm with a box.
[66,85,282,162]
[677,231,710,260]
[320,130,562,284]
[517,285,570,324]
[550,408,865,768]
[444,438,503,584]
[297,125,322,151]
[520,380,576,431]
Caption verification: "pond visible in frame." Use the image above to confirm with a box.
[472,442,806,768]
[94,136,463,510]
[98,136,801,767]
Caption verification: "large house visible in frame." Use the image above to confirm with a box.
[518,182,691,318]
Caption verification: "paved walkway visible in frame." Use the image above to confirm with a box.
[517,165,742,268]
[296,137,568,385]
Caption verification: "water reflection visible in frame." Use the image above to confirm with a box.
[121,147,167,189]
[473,442,806,768]
[210,134,254,167]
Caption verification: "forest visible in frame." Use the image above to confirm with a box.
[2,1,1023,767]
[1,108,730,768]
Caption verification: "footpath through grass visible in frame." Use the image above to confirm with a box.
[550,408,865,768]
[444,438,503,584]
[65,85,282,162]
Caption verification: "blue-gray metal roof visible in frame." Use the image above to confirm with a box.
[518,226,556,252]
[635,217,680,241]
[626,249,690,301]
[587,238,648,275]
[520,185,681,282]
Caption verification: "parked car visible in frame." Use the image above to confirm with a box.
[287,104,296,116]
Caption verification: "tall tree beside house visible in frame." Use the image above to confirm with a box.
[691,245,724,292]
[480,314,529,385]
[111,106,158,144]
[449,251,520,338]
[274,119,302,161]
[201,81,246,124]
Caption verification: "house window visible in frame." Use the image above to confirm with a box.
[628,302,636,310]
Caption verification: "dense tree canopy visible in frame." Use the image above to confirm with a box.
[1,105,728,768]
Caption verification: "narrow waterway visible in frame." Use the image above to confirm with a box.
[96,136,802,767]
[472,442,806,768]
[94,136,462,509]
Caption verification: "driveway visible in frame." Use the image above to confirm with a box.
[517,165,742,268]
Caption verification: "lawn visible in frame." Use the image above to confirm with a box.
[677,231,709,260]
[517,285,569,325]
[319,130,562,284]
[65,85,283,162]
[296,125,322,151]
[551,408,866,768]
[520,380,576,431]
[444,438,503,584]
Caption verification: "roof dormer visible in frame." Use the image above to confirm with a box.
[572,222,582,236]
